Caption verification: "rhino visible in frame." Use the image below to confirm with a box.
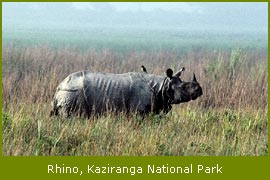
[50,68,202,117]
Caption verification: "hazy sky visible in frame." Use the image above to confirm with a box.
[3,2,268,32]
[71,2,204,13]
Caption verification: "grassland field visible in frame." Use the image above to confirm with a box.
[2,27,268,156]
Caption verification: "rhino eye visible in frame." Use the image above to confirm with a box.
[176,85,185,90]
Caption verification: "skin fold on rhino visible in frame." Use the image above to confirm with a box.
[50,68,202,118]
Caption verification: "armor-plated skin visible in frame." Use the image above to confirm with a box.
[50,69,202,117]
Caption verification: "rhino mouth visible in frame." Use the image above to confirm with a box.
[173,90,202,104]
[191,88,203,100]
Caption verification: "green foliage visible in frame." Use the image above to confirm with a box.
[2,105,268,156]
[2,112,12,131]
[228,48,243,79]
[229,48,242,70]
[204,48,246,81]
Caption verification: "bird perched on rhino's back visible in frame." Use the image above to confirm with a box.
[50,67,202,118]
[141,65,148,73]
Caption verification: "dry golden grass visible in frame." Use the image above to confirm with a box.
[2,45,268,156]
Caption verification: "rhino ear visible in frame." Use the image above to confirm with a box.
[174,67,185,77]
[166,69,173,79]
[193,73,197,82]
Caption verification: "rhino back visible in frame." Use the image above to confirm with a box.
[57,71,89,91]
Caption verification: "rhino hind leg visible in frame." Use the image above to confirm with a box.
[50,104,59,117]
[51,89,90,118]
[50,96,61,117]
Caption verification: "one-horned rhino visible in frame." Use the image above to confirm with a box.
[50,68,202,117]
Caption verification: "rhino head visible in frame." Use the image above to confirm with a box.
[162,68,203,105]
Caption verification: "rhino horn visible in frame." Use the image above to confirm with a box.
[173,67,185,77]
[193,73,197,82]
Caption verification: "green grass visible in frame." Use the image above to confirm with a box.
[2,103,267,156]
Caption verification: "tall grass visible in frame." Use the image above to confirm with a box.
[2,45,268,156]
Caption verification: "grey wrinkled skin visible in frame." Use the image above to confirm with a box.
[50,69,202,118]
